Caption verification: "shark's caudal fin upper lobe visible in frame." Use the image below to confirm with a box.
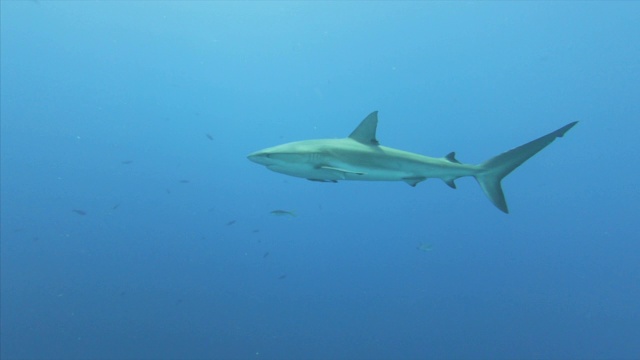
[474,121,578,213]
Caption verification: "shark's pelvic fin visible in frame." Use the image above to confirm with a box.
[349,111,379,145]
[475,121,578,213]
[403,176,427,187]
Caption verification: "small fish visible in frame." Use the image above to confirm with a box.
[206,133,214,141]
[270,210,296,217]
[417,243,433,252]
[121,160,133,165]
[166,188,171,194]
[179,180,190,184]
[226,220,236,226]
[112,203,121,210]
[252,229,260,233]
[278,274,287,280]
[72,209,87,216]
[263,252,270,258]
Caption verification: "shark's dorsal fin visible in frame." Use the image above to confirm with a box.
[349,111,379,145]
[445,152,461,164]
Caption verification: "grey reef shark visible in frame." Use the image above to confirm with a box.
[248,111,577,213]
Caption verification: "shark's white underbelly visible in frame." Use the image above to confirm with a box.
[327,158,477,182]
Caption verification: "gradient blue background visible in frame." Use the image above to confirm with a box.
[1,2,639,359]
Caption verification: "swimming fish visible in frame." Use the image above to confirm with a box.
[270,210,296,217]
[248,111,577,214]
[417,243,433,252]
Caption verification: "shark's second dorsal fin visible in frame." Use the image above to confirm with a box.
[445,152,461,164]
[349,111,379,145]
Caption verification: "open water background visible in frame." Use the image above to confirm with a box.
[1,2,639,359]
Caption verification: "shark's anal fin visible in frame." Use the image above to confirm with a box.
[307,178,337,183]
[403,176,426,187]
[319,166,365,175]
[349,111,379,145]
[444,179,457,189]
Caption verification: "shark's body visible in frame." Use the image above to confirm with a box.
[248,111,577,213]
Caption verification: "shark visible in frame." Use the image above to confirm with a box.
[247,111,577,213]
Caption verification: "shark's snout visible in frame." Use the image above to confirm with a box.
[247,152,260,163]
[247,150,270,165]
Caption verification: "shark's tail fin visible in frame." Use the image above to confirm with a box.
[474,122,578,213]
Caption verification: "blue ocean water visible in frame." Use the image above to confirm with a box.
[1,1,639,359]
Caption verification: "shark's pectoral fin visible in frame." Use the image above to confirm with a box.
[403,176,426,187]
[318,166,365,176]
[308,178,337,183]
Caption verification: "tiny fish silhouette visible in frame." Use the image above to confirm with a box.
[417,243,433,252]
[179,180,190,184]
[226,220,236,226]
[72,209,87,215]
[121,160,133,165]
[206,133,214,141]
[278,274,287,280]
[270,210,296,217]
[112,203,120,210]
[263,252,270,258]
